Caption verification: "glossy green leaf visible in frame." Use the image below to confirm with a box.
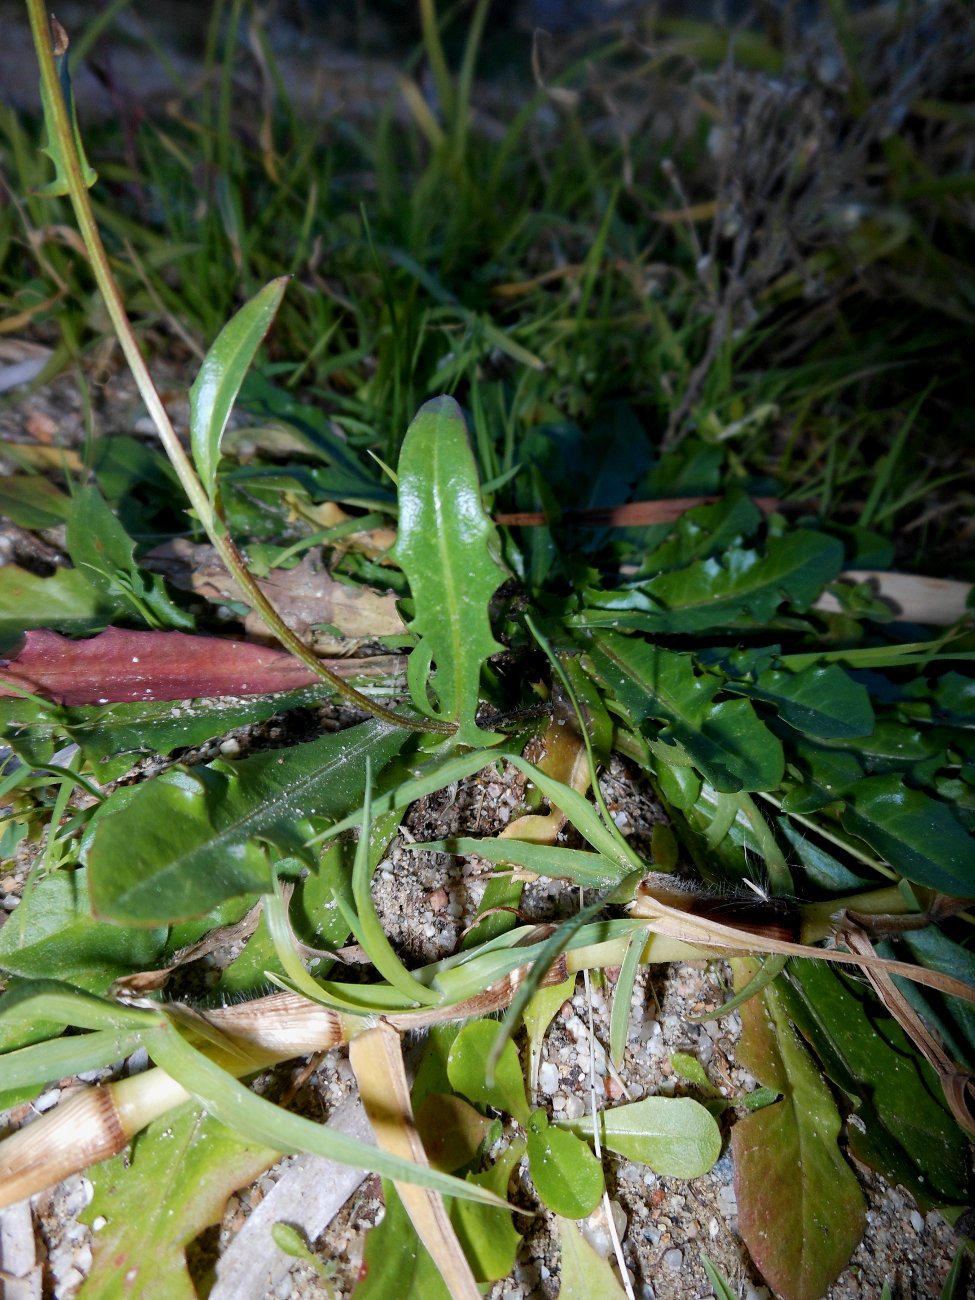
[526,1110,604,1218]
[585,635,784,791]
[86,719,406,924]
[576,530,843,633]
[66,486,193,630]
[558,1096,721,1177]
[556,1216,628,1299]
[392,396,507,744]
[778,961,971,1208]
[448,1020,531,1127]
[841,774,975,895]
[732,959,865,1300]
[190,277,289,499]
[726,662,875,739]
[636,491,764,576]
[81,1105,277,1300]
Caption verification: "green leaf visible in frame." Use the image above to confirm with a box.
[144,1022,513,1205]
[448,1020,531,1127]
[585,635,784,791]
[415,1092,494,1172]
[190,278,289,500]
[0,868,166,987]
[37,31,97,197]
[0,564,124,637]
[0,1025,149,1110]
[86,719,406,924]
[636,491,764,575]
[450,1139,526,1283]
[726,662,875,739]
[841,774,975,894]
[357,1182,451,1300]
[556,1216,628,1299]
[0,476,72,530]
[778,961,971,1208]
[422,836,625,888]
[558,1096,721,1177]
[576,530,843,632]
[392,396,507,744]
[526,1110,604,1218]
[731,959,865,1300]
[62,685,334,782]
[65,486,194,630]
[80,1105,276,1300]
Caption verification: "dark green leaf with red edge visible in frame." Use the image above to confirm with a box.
[731,957,865,1300]
[776,961,971,1209]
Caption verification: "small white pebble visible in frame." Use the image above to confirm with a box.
[538,1061,559,1095]
[662,1248,683,1271]
[562,1093,585,1120]
[910,1210,924,1233]
[91,1215,107,1231]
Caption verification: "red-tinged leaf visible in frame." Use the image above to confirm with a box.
[731,957,865,1300]
[0,626,324,705]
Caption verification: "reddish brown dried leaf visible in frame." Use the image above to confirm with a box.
[0,626,323,705]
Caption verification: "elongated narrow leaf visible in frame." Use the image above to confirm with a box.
[585,635,784,791]
[392,396,507,744]
[422,837,625,888]
[190,278,289,498]
[778,962,971,1208]
[87,720,406,924]
[841,774,974,895]
[0,626,327,705]
[558,1096,720,1177]
[732,959,865,1300]
[144,1022,510,1206]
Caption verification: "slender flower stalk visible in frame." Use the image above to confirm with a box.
[23,1,449,734]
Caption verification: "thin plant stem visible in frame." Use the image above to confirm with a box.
[24,2,448,734]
